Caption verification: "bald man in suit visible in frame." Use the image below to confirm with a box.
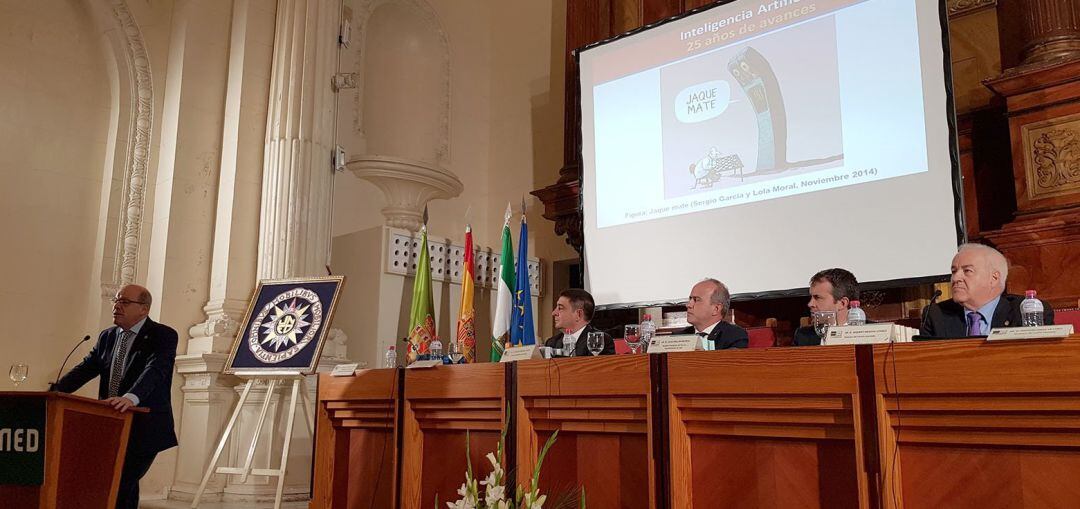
[53,284,178,509]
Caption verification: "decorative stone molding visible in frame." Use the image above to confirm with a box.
[1023,115,1080,199]
[347,155,463,231]
[109,0,154,287]
[351,0,451,164]
[947,0,995,17]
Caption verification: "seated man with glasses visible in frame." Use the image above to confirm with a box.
[52,284,178,509]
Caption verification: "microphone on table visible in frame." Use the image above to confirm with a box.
[50,334,91,391]
[920,289,943,329]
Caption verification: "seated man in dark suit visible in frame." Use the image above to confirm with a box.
[794,268,860,346]
[543,288,615,356]
[921,243,1055,338]
[53,284,178,509]
[674,278,748,350]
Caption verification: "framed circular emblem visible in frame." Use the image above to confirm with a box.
[225,276,345,375]
[247,288,323,364]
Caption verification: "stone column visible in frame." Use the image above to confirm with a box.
[258,0,340,280]
[215,0,348,501]
[169,0,279,502]
[1000,0,1080,65]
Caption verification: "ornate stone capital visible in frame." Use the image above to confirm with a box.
[347,155,463,231]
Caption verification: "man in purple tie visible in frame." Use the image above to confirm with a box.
[920,244,1054,338]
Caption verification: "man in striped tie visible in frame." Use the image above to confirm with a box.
[53,284,178,509]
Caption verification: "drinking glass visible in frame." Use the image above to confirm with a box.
[9,363,28,388]
[812,311,837,341]
[448,340,464,364]
[586,332,605,356]
[624,324,642,354]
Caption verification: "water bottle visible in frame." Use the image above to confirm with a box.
[1021,290,1044,326]
[429,337,444,361]
[847,300,866,326]
[562,329,576,357]
[640,314,657,352]
[384,345,397,368]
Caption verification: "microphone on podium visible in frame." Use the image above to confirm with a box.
[50,334,91,391]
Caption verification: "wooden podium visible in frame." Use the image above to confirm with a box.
[666,347,870,509]
[0,391,141,509]
[516,355,657,509]
[872,336,1080,508]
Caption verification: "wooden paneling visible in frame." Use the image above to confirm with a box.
[312,370,399,509]
[401,363,506,509]
[0,392,134,509]
[666,348,869,509]
[873,335,1080,508]
[516,355,655,509]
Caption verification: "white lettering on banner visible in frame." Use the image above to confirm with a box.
[0,428,39,452]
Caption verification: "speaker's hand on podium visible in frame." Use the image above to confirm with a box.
[106,395,136,412]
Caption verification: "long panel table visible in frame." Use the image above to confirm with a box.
[312,334,1080,509]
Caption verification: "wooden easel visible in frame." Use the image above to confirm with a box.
[191,374,315,509]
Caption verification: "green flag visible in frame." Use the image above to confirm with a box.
[491,204,514,361]
[407,225,436,364]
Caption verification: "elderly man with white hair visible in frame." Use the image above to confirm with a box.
[920,243,1055,338]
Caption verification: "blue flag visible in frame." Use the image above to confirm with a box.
[510,215,536,345]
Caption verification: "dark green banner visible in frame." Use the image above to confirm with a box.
[0,396,46,486]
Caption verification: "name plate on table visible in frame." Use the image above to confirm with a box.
[987,324,1074,341]
[500,345,543,362]
[824,324,898,345]
[648,334,703,353]
[406,359,443,369]
[330,363,360,376]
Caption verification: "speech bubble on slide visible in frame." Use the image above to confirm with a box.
[675,80,731,123]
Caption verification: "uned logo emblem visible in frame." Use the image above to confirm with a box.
[0,428,40,452]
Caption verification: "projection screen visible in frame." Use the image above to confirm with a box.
[579,0,963,307]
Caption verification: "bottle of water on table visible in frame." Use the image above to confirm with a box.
[1020,290,1044,326]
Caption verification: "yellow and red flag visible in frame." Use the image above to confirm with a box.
[456,225,477,362]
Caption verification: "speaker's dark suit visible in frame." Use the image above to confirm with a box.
[543,323,616,356]
[674,321,749,350]
[920,294,1055,338]
[54,318,179,509]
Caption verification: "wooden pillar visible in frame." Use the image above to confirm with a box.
[982,0,1080,309]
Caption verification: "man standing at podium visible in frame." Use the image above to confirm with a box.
[53,284,178,509]
[677,278,748,349]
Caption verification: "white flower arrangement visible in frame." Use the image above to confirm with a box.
[440,424,584,509]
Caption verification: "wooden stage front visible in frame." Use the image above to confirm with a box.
[312,334,1080,508]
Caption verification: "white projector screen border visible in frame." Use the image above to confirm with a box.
[576,0,965,309]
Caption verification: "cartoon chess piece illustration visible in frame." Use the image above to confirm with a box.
[728,47,787,172]
[690,146,745,189]
[726,46,843,175]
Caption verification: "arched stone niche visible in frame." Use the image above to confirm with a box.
[353,0,450,164]
[346,0,461,231]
